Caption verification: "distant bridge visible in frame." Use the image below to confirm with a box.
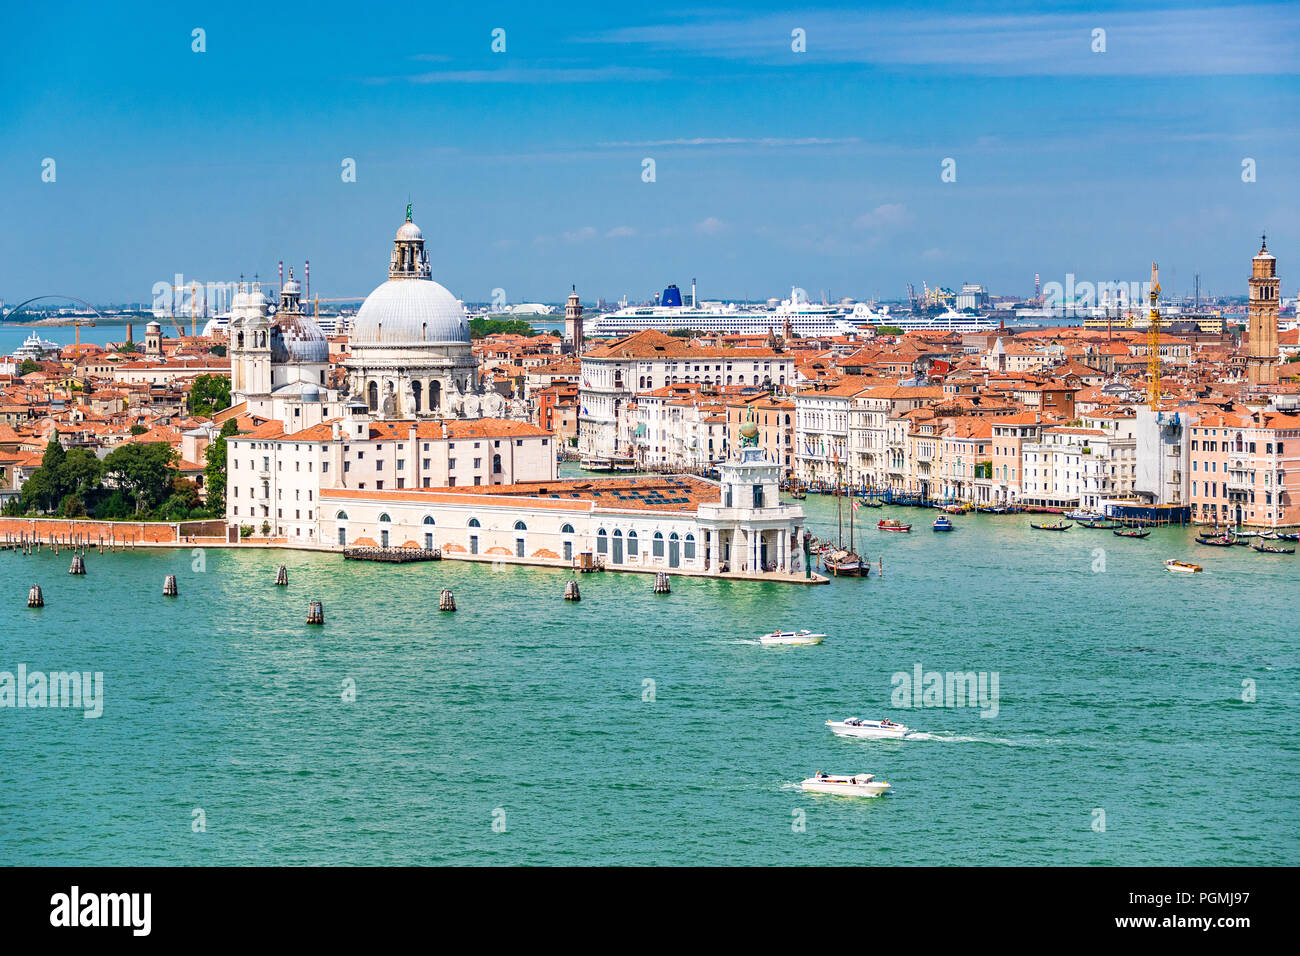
[2,295,109,324]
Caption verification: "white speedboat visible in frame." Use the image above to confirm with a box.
[799,772,891,797]
[826,717,911,739]
[1065,509,1104,521]
[758,629,825,646]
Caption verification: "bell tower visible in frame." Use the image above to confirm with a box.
[389,203,432,280]
[564,285,584,355]
[1246,235,1279,387]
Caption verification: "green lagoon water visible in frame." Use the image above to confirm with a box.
[1,495,1297,866]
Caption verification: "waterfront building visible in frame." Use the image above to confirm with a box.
[1246,237,1281,387]
[989,412,1045,503]
[1188,409,1300,527]
[1021,423,1136,510]
[322,433,811,580]
[793,377,874,486]
[226,405,555,541]
[847,384,944,490]
[936,417,994,503]
[630,385,730,471]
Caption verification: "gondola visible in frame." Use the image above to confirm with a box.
[1030,522,1071,531]
[1251,542,1295,555]
[1077,520,1120,530]
[1113,527,1150,539]
[1195,535,1234,547]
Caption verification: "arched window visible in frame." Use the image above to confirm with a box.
[596,528,608,555]
[412,380,422,413]
[627,530,639,556]
[653,531,665,558]
[513,520,527,531]
[431,380,441,410]
[378,513,391,523]
[335,511,349,521]
[493,454,503,474]
[423,515,435,525]
[468,518,480,528]
[560,523,574,534]
[367,381,379,411]
[684,533,696,560]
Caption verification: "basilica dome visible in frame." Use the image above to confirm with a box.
[272,312,330,364]
[352,278,469,345]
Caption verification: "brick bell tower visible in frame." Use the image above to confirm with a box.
[1246,235,1279,387]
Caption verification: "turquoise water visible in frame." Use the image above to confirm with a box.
[1,497,1296,865]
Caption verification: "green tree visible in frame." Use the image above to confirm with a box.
[102,442,178,514]
[129,424,148,436]
[62,448,103,498]
[469,317,539,339]
[18,358,40,375]
[187,374,231,416]
[117,341,141,354]
[208,344,227,357]
[203,419,238,513]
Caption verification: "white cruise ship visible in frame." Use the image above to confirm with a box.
[855,306,997,334]
[586,284,865,338]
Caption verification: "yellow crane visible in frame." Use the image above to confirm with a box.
[1146,262,1161,409]
[311,296,366,319]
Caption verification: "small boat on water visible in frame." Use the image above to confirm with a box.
[877,519,911,533]
[859,499,884,509]
[932,516,954,532]
[1252,542,1295,555]
[1077,519,1120,530]
[1195,535,1234,547]
[940,504,966,515]
[1277,531,1300,541]
[799,771,891,798]
[757,629,826,645]
[1031,521,1071,531]
[1065,509,1104,521]
[826,717,911,739]
[1113,527,1150,539]
[1164,559,1203,574]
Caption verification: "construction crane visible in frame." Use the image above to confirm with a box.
[1147,262,1162,409]
[311,296,366,318]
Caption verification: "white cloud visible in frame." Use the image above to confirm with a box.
[605,225,637,238]
[695,216,728,236]
[853,203,911,230]
[563,226,598,242]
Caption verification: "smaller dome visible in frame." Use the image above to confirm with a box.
[283,277,302,295]
[396,220,424,241]
[271,313,330,364]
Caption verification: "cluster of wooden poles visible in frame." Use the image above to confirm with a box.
[19,553,675,621]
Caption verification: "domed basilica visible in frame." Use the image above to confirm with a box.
[230,205,526,425]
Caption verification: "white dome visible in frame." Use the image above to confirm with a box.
[353,278,468,345]
[396,220,424,241]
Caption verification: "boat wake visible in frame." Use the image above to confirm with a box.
[902,731,1028,746]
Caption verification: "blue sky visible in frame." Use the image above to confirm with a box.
[1,0,1297,307]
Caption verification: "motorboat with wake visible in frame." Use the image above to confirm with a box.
[799,771,891,797]
[826,717,911,739]
[757,629,825,646]
[932,516,954,532]
[1164,559,1203,574]
[877,518,911,533]
[1065,509,1104,522]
